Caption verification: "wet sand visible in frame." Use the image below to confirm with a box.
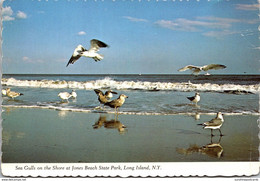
[2,108,259,163]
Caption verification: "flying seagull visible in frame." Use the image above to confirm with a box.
[6,88,24,99]
[198,112,224,136]
[104,94,128,114]
[178,64,226,75]
[66,39,109,67]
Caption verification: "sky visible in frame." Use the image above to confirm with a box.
[1,0,260,74]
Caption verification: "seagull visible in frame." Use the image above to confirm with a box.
[199,112,224,136]
[66,39,109,67]
[94,89,118,108]
[187,92,200,105]
[2,88,7,96]
[58,92,72,101]
[104,94,128,114]
[178,64,226,75]
[6,88,23,99]
[71,90,77,98]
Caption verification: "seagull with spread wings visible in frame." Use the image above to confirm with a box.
[178,64,226,75]
[66,39,109,67]
[94,89,118,109]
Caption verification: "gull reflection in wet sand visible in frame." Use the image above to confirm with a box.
[176,136,223,158]
[93,115,127,134]
[194,112,200,120]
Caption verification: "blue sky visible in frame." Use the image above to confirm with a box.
[1,0,259,74]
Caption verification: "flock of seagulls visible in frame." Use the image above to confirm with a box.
[2,38,227,136]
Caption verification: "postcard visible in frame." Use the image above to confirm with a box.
[1,0,259,177]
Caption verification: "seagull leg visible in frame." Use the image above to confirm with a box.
[211,129,214,137]
[219,129,224,136]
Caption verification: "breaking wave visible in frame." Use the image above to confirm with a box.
[2,77,260,93]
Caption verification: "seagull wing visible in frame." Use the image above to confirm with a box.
[66,45,87,67]
[89,39,109,52]
[203,118,223,127]
[178,65,200,72]
[94,89,104,96]
[105,99,118,108]
[105,90,118,96]
[202,64,226,71]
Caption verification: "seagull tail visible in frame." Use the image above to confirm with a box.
[20,93,24,96]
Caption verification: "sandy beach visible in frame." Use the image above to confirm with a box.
[2,107,259,163]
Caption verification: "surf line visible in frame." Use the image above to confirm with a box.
[2,105,260,116]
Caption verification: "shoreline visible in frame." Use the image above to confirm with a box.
[2,104,260,116]
[2,107,259,163]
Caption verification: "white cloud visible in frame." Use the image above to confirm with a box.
[2,6,27,21]
[236,4,260,11]
[202,30,238,37]
[77,31,86,36]
[197,16,241,24]
[22,57,43,63]
[22,56,30,61]
[2,6,15,21]
[155,16,259,38]
[3,16,15,21]
[123,16,148,22]
[16,11,27,19]
[22,56,33,63]
[155,17,237,32]
[2,6,13,16]
[253,47,260,50]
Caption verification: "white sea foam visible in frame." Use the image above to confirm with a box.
[2,77,260,93]
[2,104,260,116]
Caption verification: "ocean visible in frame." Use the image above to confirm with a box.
[1,74,260,163]
[1,74,260,115]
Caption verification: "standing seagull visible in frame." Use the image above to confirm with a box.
[187,92,200,105]
[58,92,72,101]
[6,88,23,99]
[178,64,226,75]
[94,89,118,108]
[66,39,109,67]
[199,112,224,136]
[104,94,128,114]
